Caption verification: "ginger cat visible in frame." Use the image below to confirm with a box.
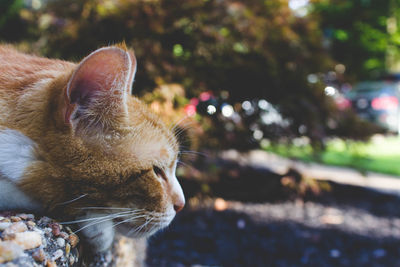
[0,44,185,259]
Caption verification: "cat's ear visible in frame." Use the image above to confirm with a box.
[64,47,137,133]
[126,49,137,95]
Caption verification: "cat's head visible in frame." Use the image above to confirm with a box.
[46,45,185,236]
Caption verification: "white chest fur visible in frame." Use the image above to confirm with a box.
[0,128,41,211]
[0,179,41,210]
[0,129,37,182]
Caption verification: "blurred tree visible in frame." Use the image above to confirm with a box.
[0,0,379,149]
[387,0,400,72]
[311,0,400,78]
[0,0,27,41]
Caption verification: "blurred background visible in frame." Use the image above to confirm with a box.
[2,0,400,266]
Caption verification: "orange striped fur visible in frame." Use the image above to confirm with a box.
[0,45,185,253]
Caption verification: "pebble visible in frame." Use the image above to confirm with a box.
[0,222,12,231]
[43,228,52,236]
[16,214,28,220]
[65,243,71,256]
[13,231,42,250]
[26,221,36,229]
[10,217,21,222]
[0,241,23,263]
[69,255,75,265]
[59,231,69,239]
[32,248,45,262]
[41,237,47,248]
[3,222,28,237]
[68,233,79,248]
[38,217,52,225]
[2,233,16,241]
[50,224,60,237]
[51,249,63,261]
[56,237,65,247]
[4,263,18,267]
[0,214,80,265]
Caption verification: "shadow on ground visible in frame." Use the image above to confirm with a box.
[147,208,400,267]
[147,158,400,266]
[180,158,400,218]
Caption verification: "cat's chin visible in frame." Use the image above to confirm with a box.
[116,222,167,238]
[116,212,176,237]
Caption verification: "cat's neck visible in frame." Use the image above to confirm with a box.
[0,47,75,137]
[2,72,71,138]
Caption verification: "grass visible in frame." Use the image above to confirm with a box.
[262,136,400,177]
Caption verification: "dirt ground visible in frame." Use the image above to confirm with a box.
[147,191,400,267]
[146,153,400,267]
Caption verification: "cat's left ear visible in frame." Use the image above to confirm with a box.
[126,49,137,95]
[64,46,137,130]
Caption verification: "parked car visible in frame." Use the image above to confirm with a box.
[345,81,400,133]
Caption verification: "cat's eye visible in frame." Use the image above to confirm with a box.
[153,166,167,181]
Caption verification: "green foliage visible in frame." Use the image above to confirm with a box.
[0,0,22,27]
[311,0,400,78]
[0,0,381,148]
[264,136,400,176]
[0,0,26,40]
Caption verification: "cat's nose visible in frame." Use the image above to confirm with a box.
[173,199,185,213]
[171,176,185,213]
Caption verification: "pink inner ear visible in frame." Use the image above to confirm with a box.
[69,47,130,105]
[65,47,136,123]
[64,47,133,124]
[69,79,98,105]
[67,48,130,106]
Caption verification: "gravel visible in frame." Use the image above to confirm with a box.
[0,213,80,267]
[147,185,400,267]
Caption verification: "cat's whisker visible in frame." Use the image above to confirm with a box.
[169,118,196,145]
[127,216,154,237]
[60,210,140,224]
[72,211,144,234]
[177,160,190,168]
[172,125,194,142]
[73,218,114,234]
[144,217,155,230]
[171,116,196,133]
[145,211,164,216]
[0,44,187,255]
[178,144,197,151]
[174,118,196,130]
[173,126,188,137]
[177,158,203,173]
[75,207,143,211]
[146,216,166,223]
[139,217,152,232]
[60,216,113,225]
[126,216,148,236]
[169,116,190,131]
[179,150,208,158]
[180,150,206,155]
[109,214,148,229]
[54,194,88,207]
